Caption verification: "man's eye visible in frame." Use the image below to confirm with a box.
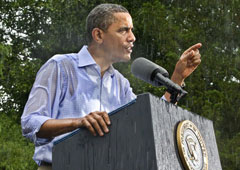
[121,30,127,34]
[118,28,128,34]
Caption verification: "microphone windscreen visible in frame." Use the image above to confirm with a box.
[131,57,169,86]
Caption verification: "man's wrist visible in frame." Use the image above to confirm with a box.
[170,73,185,86]
[72,118,81,129]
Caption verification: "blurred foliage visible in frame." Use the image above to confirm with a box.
[1,0,240,169]
[0,113,37,169]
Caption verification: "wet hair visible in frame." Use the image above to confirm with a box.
[86,3,129,44]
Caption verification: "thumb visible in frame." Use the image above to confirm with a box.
[181,50,194,61]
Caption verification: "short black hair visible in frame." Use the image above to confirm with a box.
[86,3,129,44]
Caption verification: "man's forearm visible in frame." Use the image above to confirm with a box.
[36,111,111,138]
[36,118,80,138]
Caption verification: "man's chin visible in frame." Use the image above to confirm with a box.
[114,55,131,63]
[121,56,131,62]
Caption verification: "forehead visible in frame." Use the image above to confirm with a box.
[109,12,133,28]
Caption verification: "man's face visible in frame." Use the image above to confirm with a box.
[101,12,136,63]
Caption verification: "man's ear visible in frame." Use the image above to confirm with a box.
[92,28,104,44]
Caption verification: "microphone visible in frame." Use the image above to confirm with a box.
[131,57,169,86]
[131,57,187,103]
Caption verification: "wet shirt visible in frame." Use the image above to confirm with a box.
[21,45,136,165]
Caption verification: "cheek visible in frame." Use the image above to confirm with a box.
[104,35,125,52]
[111,39,123,50]
[116,37,126,48]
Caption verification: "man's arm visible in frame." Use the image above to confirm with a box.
[36,111,111,138]
[164,43,202,102]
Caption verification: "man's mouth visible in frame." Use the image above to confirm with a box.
[125,45,134,53]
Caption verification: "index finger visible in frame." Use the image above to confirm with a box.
[185,43,202,53]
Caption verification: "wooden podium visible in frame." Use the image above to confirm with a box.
[52,93,222,170]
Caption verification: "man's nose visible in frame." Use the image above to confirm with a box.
[127,30,136,43]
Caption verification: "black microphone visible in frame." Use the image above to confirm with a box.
[131,57,169,86]
[131,57,187,103]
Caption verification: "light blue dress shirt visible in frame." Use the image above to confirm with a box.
[21,46,136,165]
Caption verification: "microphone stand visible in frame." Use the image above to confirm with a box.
[154,73,188,104]
[167,88,188,104]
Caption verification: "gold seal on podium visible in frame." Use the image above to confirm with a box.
[177,120,208,170]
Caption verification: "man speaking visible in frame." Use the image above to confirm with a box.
[21,3,201,170]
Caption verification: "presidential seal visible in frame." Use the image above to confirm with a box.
[176,120,208,170]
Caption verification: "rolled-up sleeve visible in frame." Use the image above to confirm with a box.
[21,59,64,146]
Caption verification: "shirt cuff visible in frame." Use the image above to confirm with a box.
[22,115,53,146]
[161,95,167,101]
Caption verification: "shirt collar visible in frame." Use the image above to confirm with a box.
[77,45,96,67]
[107,65,115,76]
[77,45,115,77]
